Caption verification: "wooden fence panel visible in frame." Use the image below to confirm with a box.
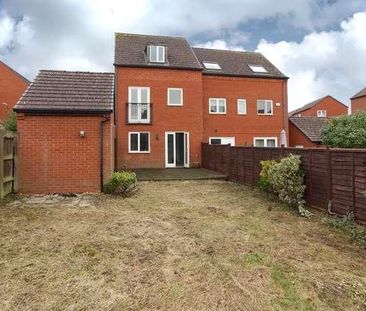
[0,129,17,199]
[201,143,366,223]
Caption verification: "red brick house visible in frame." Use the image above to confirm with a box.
[0,61,29,122]
[289,95,347,147]
[14,71,114,193]
[351,86,366,113]
[115,33,288,169]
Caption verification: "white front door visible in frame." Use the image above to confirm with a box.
[165,132,190,168]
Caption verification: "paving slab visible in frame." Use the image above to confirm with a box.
[134,168,227,181]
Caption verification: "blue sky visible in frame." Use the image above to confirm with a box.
[1,0,366,110]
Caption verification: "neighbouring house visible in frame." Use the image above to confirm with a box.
[350,86,366,113]
[289,95,348,118]
[14,70,115,193]
[0,60,29,122]
[114,33,289,169]
[289,117,328,148]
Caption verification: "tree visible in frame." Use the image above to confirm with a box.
[321,112,366,148]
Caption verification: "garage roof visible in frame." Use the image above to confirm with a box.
[14,70,114,114]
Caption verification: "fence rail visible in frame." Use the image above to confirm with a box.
[0,129,17,199]
[202,143,366,223]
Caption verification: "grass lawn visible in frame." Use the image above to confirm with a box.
[0,180,365,310]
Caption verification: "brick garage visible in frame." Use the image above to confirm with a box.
[14,70,114,194]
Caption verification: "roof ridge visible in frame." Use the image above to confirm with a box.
[115,32,186,41]
[192,47,259,55]
[39,69,114,75]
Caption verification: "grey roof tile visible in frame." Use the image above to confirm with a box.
[192,47,287,78]
[289,116,328,142]
[14,70,114,113]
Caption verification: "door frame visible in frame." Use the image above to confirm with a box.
[165,131,190,168]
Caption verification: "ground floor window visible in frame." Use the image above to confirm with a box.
[209,137,235,146]
[254,137,277,147]
[129,132,150,153]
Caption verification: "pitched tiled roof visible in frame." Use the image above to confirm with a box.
[192,47,287,79]
[351,86,366,100]
[114,33,202,70]
[289,95,347,116]
[289,116,328,142]
[14,70,114,114]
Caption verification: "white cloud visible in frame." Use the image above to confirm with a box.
[257,12,366,111]
[194,39,245,51]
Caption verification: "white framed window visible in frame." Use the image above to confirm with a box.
[257,99,273,115]
[209,98,226,114]
[248,65,268,73]
[128,87,150,123]
[295,145,304,148]
[149,45,165,63]
[209,137,235,146]
[203,62,221,70]
[254,137,277,147]
[237,99,247,115]
[317,110,327,117]
[167,88,183,106]
[128,132,150,153]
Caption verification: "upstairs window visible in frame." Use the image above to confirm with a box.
[203,62,221,70]
[149,45,165,63]
[237,99,247,115]
[317,110,327,117]
[257,99,273,115]
[167,88,183,106]
[209,98,226,114]
[249,65,268,73]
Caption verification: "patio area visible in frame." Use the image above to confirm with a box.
[133,168,227,181]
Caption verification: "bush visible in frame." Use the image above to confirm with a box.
[321,112,366,148]
[103,171,137,196]
[268,154,312,217]
[258,160,277,194]
[3,112,17,132]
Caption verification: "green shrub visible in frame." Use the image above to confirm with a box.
[3,112,17,132]
[325,213,366,248]
[268,154,312,217]
[103,171,137,196]
[321,112,366,148]
[258,159,277,193]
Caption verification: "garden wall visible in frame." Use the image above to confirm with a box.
[201,144,366,223]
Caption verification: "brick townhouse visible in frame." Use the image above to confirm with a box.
[0,60,29,122]
[351,86,366,113]
[288,95,348,147]
[115,33,289,169]
[15,32,289,193]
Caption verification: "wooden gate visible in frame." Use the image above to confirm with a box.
[0,129,17,199]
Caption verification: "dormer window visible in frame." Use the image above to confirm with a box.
[203,62,221,70]
[249,65,267,73]
[149,45,165,63]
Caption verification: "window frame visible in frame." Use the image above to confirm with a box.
[209,98,227,114]
[257,99,273,115]
[149,45,166,63]
[209,137,235,146]
[237,99,247,115]
[317,110,327,117]
[202,61,222,70]
[253,137,278,147]
[248,64,268,73]
[128,132,151,153]
[167,88,183,106]
[128,87,151,123]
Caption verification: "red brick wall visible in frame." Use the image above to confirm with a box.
[288,121,321,148]
[115,67,203,168]
[0,62,29,121]
[17,114,114,193]
[202,75,288,146]
[294,96,348,117]
[351,97,366,113]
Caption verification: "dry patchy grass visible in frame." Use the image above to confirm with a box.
[0,180,365,310]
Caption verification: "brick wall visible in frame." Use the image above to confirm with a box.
[0,62,29,121]
[351,97,366,113]
[295,96,348,117]
[17,114,114,193]
[202,75,288,146]
[116,67,203,168]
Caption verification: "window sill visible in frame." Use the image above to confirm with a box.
[128,151,151,154]
[126,122,152,125]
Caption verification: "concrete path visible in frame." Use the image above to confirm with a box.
[134,168,227,181]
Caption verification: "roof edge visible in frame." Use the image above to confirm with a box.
[202,72,289,80]
[0,60,31,84]
[114,63,203,71]
[14,107,113,115]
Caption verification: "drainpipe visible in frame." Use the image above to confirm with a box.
[100,114,110,191]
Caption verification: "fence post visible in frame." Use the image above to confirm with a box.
[251,146,255,187]
[326,146,332,207]
[0,129,4,199]
[13,134,18,193]
[352,151,356,214]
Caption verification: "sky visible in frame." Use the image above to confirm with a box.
[0,0,366,111]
